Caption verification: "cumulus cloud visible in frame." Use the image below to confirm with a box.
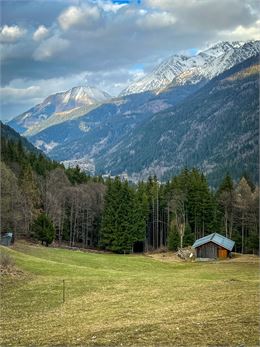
[146,0,259,31]
[221,20,260,41]
[58,5,100,31]
[1,0,260,120]
[1,66,148,119]
[33,25,49,41]
[33,35,70,61]
[0,25,26,43]
[137,11,176,29]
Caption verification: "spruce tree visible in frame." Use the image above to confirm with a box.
[100,178,131,252]
[168,225,180,251]
[31,213,55,246]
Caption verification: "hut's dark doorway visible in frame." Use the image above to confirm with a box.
[133,241,144,253]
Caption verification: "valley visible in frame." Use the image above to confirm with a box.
[6,40,260,186]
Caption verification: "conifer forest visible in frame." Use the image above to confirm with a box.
[1,135,259,254]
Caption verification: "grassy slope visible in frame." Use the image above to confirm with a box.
[0,242,259,347]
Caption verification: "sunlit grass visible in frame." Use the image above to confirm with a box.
[0,242,259,346]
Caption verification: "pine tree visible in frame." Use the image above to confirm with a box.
[31,213,55,246]
[218,173,233,194]
[168,225,180,251]
[183,224,194,247]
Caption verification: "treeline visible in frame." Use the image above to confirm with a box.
[100,170,259,253]
[1,137,259,253]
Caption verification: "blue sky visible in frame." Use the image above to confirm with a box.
[1,0,260,120]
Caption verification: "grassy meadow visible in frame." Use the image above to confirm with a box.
[0,242,259,346]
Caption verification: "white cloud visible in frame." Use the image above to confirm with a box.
[145,0,193,10]
[223,20,260,40]
[33,35,70,61]
[145,0,260,31]
[58,5,100,31]
[0,25,26,43]
[33,25,49,41]
[0,86,41,104]
[137,11,176,29]
[97,1,127,13]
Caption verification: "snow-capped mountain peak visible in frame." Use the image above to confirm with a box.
[8,85,112,134]
[62,86,111,104]
[200,41,244,57]
[120,40,260,96]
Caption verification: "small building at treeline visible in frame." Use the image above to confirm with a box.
[192,233,235,259]
[0,232,13,247]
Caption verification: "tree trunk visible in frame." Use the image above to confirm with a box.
[241,211,245,254]
[225,207,228,238]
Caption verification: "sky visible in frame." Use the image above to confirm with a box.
[1,0,260,121]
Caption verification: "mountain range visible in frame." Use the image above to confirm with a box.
[6,40,260,186]
[98,55,259,185]
[120,41,260,95]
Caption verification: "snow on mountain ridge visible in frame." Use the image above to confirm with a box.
[120,40,260,96]
[61,86,111,104]
[200,41,245,57]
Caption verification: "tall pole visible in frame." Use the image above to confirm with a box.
[167,202,170,247]
[152,198,155,249]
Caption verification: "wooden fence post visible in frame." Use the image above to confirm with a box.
[63,279,65,303]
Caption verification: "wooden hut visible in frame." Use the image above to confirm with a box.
[192,233,235,259]
[0,232,13,247]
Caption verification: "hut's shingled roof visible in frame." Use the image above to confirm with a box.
[192,233,235,251]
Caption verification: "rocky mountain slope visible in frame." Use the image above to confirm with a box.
[98,55,259,186]
[27,79,204,160]
[28,91,156,158]
[8,86,112,135]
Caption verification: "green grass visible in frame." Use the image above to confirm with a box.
[0,242,259,346]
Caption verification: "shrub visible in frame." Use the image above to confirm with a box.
[0,253,15,268]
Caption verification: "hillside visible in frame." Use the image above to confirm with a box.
[0,121,43,156]
[97,55,259,186]
[26,82,203,163]
[28,91,156,161]
[1,242,259,346]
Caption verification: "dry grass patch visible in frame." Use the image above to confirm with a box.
[0,242,259,346]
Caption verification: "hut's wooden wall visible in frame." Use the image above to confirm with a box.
[196,242,229,258]
[218,248,228,258]
[196,242,218,258]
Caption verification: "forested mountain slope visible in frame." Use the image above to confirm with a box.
[27,80,204,166]
[1,122,43,155]
[97,55,259,186]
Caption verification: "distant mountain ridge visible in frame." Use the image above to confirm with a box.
[99,54,259,185]
[120,40,260,96]
[8,85,112,135]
